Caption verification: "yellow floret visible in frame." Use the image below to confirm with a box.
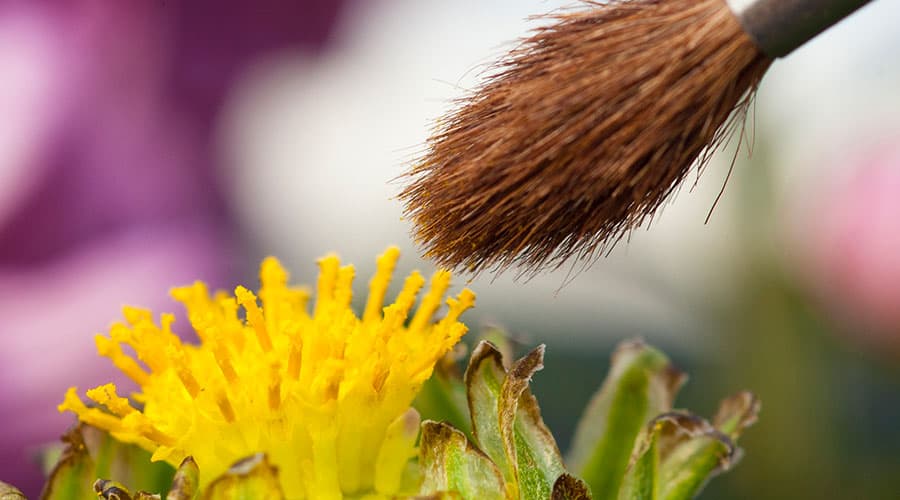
[59,247,475,499]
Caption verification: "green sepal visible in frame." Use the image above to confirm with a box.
[202,454,284,500]
[92,479,163,500]
[712,391,760,440]
[657,393,759,500]
[502,346,567,500]
[94,457,200,500]
[551,474,592,500]
[619,412,728,500]
[616,426,659,500]
[414,493,464,500]
[618,391,758,500]
[475,326,516,365]
[41,424,174,500]
[567,341,685,500]
[40,426,95,500]
[0,481,27,500]
[464,341,515,489]
[89,456,199,500]
[463,341,575,499]
[419,420,506,500]
[167,457,200,500]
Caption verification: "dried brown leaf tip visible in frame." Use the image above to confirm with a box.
[401,0,771,276]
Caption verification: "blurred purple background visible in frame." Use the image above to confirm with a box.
[0,1,346,494]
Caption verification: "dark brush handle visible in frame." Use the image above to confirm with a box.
[727,0,874,58]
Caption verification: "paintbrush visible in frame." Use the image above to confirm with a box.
[400,0,873,276]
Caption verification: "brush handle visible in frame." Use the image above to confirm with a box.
[727,0,873,58]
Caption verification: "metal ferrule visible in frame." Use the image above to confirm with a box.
[726,0,873,58]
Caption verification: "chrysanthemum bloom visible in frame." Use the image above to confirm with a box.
[59,248,475,499]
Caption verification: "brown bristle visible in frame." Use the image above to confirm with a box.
[400,0,772,276]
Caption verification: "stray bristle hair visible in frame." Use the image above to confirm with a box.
[401,0,772,276]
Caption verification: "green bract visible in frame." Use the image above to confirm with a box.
[416,339,757,500]
[30,338,757,499]
[38,424,175,499]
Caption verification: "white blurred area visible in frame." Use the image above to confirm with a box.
[758,0,900,200]
[216,0,900,350]
[0,10,63,228]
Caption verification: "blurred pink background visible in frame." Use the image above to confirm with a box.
[791,141,900,353]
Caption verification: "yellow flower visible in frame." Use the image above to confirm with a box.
[58,248,475,499]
